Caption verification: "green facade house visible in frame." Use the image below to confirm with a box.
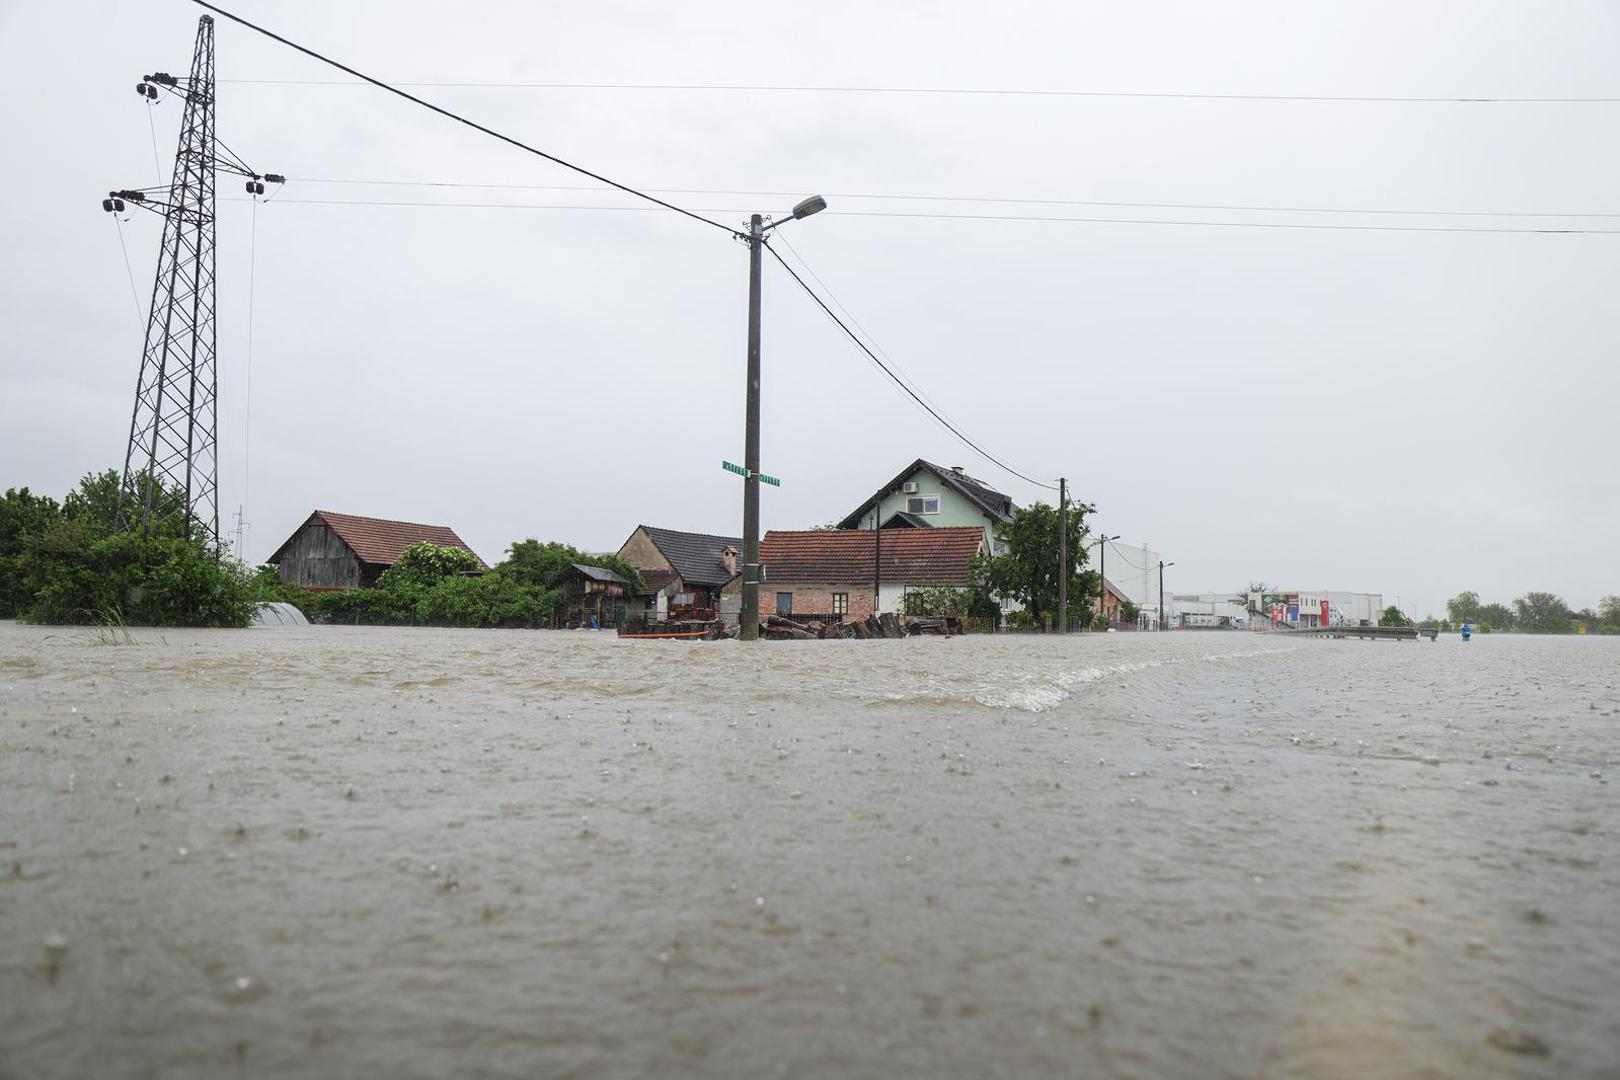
[837,459,1016,556]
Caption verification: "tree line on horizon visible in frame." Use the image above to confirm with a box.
[1437,590,1620,635]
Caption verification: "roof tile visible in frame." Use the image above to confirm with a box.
[307,510,485,568]
[761,527,984,585]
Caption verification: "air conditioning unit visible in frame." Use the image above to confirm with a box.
[902,482,919,494]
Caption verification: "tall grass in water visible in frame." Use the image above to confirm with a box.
[86,607,139,646]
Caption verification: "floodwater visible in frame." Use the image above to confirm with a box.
[2,621,1616,1079]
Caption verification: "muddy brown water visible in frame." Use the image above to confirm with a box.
[2,622,1616,1078]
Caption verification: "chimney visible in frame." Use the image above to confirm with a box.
[721,545,738,576]
[951,465,965,474]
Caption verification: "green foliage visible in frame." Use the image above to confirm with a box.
[1093,611,1110,631]
[901,584,995,618]
[1600,596,1620,628]
[416,574,556,628]
[1477,621,1493,634]
[22,527,254,627]
[1478,602,1514,630]
[306,541,560,628]
[0,486,63,617]
[979,500,1096,630]
[1514,591,1571,634]
[498,539,643,595]
[1378,605,1410,628]
[3,469,253,627]
[1119,600,1141,623]
[1446,591,1481,625]
[377,541,483,592]
[245,565,313,609]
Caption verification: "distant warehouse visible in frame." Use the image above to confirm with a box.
[268,510,486,591]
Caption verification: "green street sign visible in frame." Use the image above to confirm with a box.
[722,461,783,487]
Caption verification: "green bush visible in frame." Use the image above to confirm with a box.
[22,524,254,627]
[415,574,555,628]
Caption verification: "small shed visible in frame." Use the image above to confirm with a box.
[268,510,486,590]
[557,563,630,629]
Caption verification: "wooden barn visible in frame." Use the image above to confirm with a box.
[267,510,486,591]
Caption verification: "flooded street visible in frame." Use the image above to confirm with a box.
[2,621,1616,1078]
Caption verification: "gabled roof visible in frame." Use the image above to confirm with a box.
[880,510,932,529]
[837,459,1015,530]
[571,563,629,585]
[637,525,742,588]
[268,510,486,569]
[1102,577,1132,603]
[761,526,985,586]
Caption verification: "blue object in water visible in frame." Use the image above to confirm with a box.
[1461,623,1472,641]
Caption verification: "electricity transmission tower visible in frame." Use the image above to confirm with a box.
[102,14,280,548]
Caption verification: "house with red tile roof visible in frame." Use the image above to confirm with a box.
[720,526,986,622]
[267,510,486,591]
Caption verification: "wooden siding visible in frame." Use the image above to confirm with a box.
[277,522,363,589]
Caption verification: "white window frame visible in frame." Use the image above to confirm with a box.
[906,494,941,515]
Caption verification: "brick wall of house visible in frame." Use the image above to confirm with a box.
[720,579,877,623]
[769,584,876,621]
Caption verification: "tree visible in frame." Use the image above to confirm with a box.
[1120,600,1141,625]
[0,487,63,617]
[497,539,643,595]
[1478,601,1514,630]
[1446,591,1481,625]
[979,499,1096,631]
[1600,596,1620,628]
[1514,592,1570,634]
[378,541,483,593]
[1378,605,1410,628]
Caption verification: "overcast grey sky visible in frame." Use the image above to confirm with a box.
[3,0,1617,618]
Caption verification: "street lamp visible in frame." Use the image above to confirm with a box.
[1159,560,1175,631]
[738,195,828,641]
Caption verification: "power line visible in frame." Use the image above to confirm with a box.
[188,0,742,239]
[221,196,1620,234]
[221,77,1620,104]
[283,176,1620,220]
[763,241,1059,492]
[110,216,145,331]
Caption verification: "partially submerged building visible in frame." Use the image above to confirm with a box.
[268,510,486,590]
[722,526,987,621]
[616,525,741,619]
[556,563,631,629]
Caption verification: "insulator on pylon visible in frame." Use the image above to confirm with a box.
[263,173,285,185]
[246,180,265,195]
[115,198,126,212]
[102,198,116,213]
[148,72,177,87]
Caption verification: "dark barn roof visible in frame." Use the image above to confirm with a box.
[837,459,1015,530]
[761,527,985,586]
[268,510,486,569]
[570,562,630,585]
[638,525,741,588]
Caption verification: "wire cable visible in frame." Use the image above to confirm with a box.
[282,176,1620,220]
[771,229,969,439]
[220,196,1620,234]
[145,102,165,187]
[221,77,1620,104]
[112,216,145,331]
[243,198,258,560]
[188,0,744,239]
[763,241,1059,491]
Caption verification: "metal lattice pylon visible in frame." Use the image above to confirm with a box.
[117,15,221,545]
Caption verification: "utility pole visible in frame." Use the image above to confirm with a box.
[1057,477,1068,634]
[735,196,825,641]
[103,15,279,547]
[1159,560,1175,631]
[739,214,764,641]
[873,507,881,616]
